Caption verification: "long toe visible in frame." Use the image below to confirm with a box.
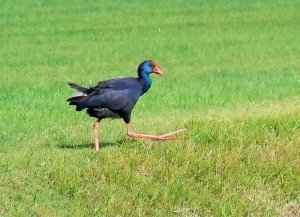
[151,137,182,141]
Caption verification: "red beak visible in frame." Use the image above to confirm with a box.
[153,63,164,76]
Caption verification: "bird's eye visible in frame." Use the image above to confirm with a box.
[149,63,154,67]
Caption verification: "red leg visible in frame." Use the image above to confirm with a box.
[93,119,101,151]
[127,123,186,141]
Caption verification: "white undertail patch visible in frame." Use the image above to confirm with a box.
[73,91,87,97]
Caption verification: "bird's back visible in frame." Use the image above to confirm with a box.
[67,77,144,120]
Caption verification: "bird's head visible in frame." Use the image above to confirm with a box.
[138,60,163,76]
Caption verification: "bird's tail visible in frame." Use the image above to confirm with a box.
[67,82,88,110]
[67,82,90,111]
[67,96,86,111]
[68,82,89,95]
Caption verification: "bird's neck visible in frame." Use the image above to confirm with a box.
[138,71,152,94]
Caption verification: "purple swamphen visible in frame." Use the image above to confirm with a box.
[67,60,186,151]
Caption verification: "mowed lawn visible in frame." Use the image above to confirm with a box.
[1,0,300,216]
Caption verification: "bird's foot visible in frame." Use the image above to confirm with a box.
[127,124,187,141]
[151,128,187,141]
[150,137,181,141]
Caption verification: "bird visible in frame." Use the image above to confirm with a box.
[67,60,186,151]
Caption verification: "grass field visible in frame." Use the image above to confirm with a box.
[1,0,300,216]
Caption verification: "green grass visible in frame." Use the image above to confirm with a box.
[1,0,300,216]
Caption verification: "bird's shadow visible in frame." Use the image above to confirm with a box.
[58,139,127,150]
